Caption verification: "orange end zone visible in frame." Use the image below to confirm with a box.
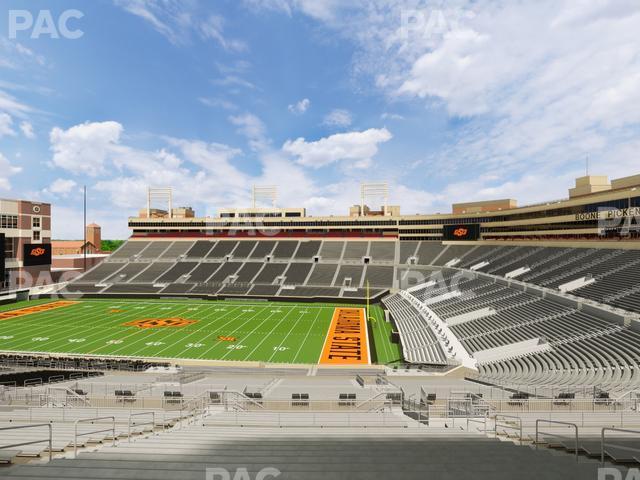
[0,301,79,321]
[319,307,370,365]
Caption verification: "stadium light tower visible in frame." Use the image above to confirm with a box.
[360,183,389,216]
[252,185,278,209]
[147,187,173,218]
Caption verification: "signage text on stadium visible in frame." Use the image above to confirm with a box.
[575,206,640,221]
[319,308,370,365]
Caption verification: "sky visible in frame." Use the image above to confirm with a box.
[1,0,640,239]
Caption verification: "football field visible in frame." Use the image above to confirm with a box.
[0,299,401,365]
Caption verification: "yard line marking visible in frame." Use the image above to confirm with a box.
[0,303,116,350]
[266,311,306,363]
[292,307,325,363]
[195,305,283,360]
[105,303,222,356]
[29,302,176,354]
[238,307,299,361]
[149,304,244,357]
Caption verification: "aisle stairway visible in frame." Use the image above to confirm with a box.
[0,423,621,479]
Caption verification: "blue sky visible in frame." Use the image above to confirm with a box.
[1,0,640,239]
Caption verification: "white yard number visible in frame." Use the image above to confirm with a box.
[185,343,204,348]
[226,344,246,350]
[273,346,289,352]
[145,342,164,346]
[32,337,49,341]
[106,340,123,345]
[242,309,254,313]
[0,335,14,340]
[270,310,282,313]
[68,338,86,343]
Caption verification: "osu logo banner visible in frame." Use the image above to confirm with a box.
[23,243,52,266]
[123,318,197,329]
[443,224,480,241]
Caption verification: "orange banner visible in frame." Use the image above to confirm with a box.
[0,301,78,321]
[319,307,370,365]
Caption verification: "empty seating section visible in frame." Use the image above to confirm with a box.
[110,241,149,259]
[306,264,337,285]
[369,242,395,262]
[218,284,252,295]
[383,293,447,365]
[103,262,151,283]
[294,240,321,259]
[234,262,263,283]
[334,265,363,287]
[415,242,445,265]
[208,262,242,283]
[272,240,299,259]
[363,266,394,287]
[249,284,281,296]
[283,263,313,285]
[160,283,195,294]
[253,263,287,284]
[250,241,276,258]
[185,263,221,283]
[185,240,215,258]
[159,241,193,258]
[78,262,125,283]
[231,241,257,258]
[138,241,172,258]
[404,268,640,390]
[318,241,344,260]
[130,262,173,283]
[432,245,473,266]
[287,286,341,297]
[342,241,368,260]
[72,238,640,310]
[207,240,238,258]
[399,241,418,263]
[155,262,198,283]
[103,284,162,294]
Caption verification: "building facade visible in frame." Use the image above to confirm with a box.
[126,174,640,245]
[0,198,52,290]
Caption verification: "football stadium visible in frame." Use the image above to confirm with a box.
[3,2,640,479]
[2,174,640,479]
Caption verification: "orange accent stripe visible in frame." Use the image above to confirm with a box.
[0,301,79,321]
[319,307,369,365]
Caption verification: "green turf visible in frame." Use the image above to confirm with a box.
[0,299,400,365]
[368,304,403,364]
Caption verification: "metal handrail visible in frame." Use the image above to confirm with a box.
[74,416,116,458]
[601,427,640,466]
[128,411,156,442]
[466,411,488,433]
[0,423,53,461]
[495,414,523,441]
[535,419,579,460]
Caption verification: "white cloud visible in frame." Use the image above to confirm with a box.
[115,0,247,51]
[0,113,16,137]
[47,178,78,196]
[198,97,238,110]
[49,121,123,176]
[229,113,269,151]
[322,108,352,127]
[19,120,35,139]
[288,98,310,115]
[0,151,21,190]
[282,127,392,168]
[243,0,346,22]
[380,112,404,121]
[212,75,256,90]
